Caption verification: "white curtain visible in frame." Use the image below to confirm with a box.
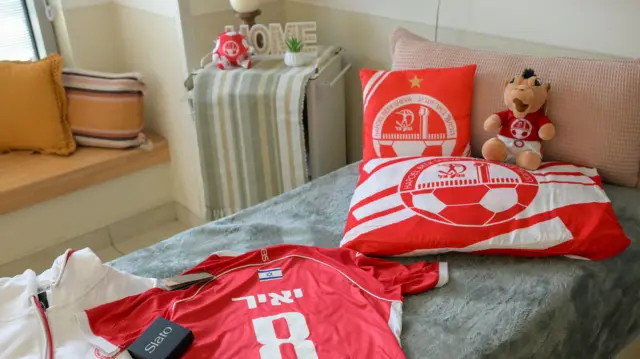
[0,0,37,61]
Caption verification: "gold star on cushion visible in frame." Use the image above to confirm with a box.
[409,75,423,88]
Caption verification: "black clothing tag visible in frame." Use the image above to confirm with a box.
[128,316,194,359]
[37,292,49,311]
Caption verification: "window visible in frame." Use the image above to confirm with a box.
[0,0,58,61]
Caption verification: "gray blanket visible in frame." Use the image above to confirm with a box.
[110,163,640,359]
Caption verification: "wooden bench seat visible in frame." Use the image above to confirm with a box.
[0,132,170,215]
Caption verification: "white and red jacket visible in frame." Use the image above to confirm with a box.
[77,245,448,359]
[0,249,157,359]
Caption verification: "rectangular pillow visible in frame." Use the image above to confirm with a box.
[390,27,640,188]
[360,65,476,160]
[62,68,147,149]
[0,54,76,155]
[341,156,630,261]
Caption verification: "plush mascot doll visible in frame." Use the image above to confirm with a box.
[482,68,556,170]
[212,32,252,70]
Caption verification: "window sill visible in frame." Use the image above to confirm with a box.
[0,132,170,215]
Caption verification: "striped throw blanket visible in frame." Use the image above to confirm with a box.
[62,68,148,149]
[194,47,337,220]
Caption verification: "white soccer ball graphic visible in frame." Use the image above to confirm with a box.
[376,139,457,158]
[373,98,459,157]
[401,159,539,227]
[510,119,533,139]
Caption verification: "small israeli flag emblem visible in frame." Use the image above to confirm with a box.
[258,268,283,281]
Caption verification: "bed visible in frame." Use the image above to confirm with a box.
[110,162,640,359]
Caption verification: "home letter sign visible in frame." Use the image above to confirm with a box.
[224,22,318,56]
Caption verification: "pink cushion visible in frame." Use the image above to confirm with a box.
[341,156,630,260]
[390,27,640,188]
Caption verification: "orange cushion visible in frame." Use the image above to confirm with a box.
[360,65,476,160]
[0,54,76,155]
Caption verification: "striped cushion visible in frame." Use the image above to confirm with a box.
[62,68,147,149]
[390,27,640,188]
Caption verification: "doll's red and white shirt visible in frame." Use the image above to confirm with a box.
[497,109,551,142]
[77,245,448,359]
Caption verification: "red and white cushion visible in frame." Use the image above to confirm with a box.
[341,157,630,260]
[360,65,476,160]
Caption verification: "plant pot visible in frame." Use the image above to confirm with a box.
[284,52,308,67]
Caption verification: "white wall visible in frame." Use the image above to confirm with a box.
[0,165,172,266]
[51,0,124,72]
[289,0,439,25]
[53,0,208,220]
[118,4,207,218]
[439,0,640,58]
[290,0,640,58]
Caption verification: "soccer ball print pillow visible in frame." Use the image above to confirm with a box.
[341,157,630,260]
[360,65,476,160]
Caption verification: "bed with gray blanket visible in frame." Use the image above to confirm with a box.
[110,163,640,359]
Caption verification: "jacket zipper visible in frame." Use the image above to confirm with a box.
[33,296,54,359]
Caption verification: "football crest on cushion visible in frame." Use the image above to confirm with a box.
[360,66,476,160]
[341,157,631,260]
[372,95,464,157]
[399,158,538,227]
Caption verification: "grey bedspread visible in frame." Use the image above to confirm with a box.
[110,163,640,359]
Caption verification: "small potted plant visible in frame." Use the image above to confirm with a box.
[284,36,307,67]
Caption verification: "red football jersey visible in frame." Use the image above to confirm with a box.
[77,245,447,359]
[497,109,551,142]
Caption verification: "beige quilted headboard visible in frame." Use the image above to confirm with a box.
[391,28,640,188]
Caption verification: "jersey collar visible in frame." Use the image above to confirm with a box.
[0,269,38,321]
[38,248,111,309]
